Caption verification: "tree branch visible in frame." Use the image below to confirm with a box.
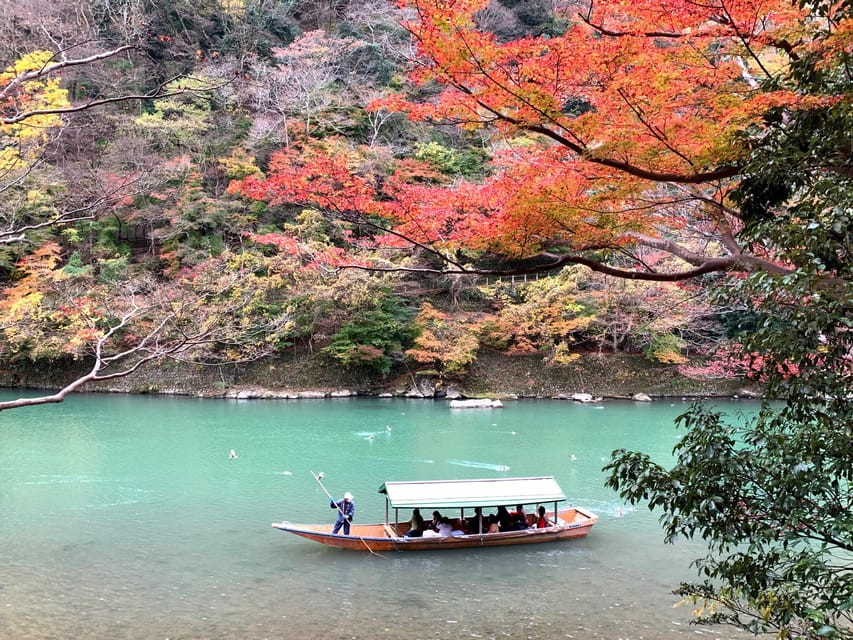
[0,45,136,103]
[341,251,751,282]
[2,84,205,126]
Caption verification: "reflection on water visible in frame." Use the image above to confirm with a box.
[0,394,754,639]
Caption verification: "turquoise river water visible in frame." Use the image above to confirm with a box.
[0,393,756,640]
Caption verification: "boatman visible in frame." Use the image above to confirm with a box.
[330,492,355,535]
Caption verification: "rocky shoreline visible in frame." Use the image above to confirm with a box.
[0,350,759,402]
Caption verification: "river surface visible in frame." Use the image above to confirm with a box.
[0,393,756,640]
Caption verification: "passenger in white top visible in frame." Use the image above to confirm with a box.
[436,518,453,537]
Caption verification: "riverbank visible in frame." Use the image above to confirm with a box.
[0,350,755,401]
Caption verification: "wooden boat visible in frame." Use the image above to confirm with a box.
[272,476,598,551]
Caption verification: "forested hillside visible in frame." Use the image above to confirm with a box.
[0,0,759,404]
[1,0,850,406]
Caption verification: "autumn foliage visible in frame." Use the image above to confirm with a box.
[4,0,851,410]
[233,0,849,281]
[0,51,70,172]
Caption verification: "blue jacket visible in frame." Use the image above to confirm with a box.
[330,498,355,523]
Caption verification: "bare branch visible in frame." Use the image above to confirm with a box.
[341,251,753,282]
[1,81,227,126]
[0,272,279,412]
[0,44,135,103]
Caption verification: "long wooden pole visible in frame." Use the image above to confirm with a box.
[310,471,382,557]
[312,470,344,515]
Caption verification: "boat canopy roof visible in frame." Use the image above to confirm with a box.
[378,476,567,510]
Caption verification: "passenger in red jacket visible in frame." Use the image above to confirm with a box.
[535,505,550,528]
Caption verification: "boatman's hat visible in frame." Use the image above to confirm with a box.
[344,492,353,500]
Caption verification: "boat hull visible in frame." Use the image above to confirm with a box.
[272,507,598,551]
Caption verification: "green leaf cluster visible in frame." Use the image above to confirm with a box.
[322,292,416,376]
[606,0,853,633]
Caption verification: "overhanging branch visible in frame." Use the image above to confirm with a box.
[339,252,750,282]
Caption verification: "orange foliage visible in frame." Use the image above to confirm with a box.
[373,0,840,257]
[231,1,850,278]
[405,302,483,375]
[1,243,64,317]
[0,243,107,359]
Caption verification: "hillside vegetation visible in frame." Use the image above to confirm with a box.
[0,0,757,398]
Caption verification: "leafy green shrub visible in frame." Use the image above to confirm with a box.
[323,295,415,376]
[61,251,92,278]
[643,333,687,364]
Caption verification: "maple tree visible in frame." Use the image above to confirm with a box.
[405,301,482,376]
[389,0,850,279]
[478,272,593,358]
[232,0,849,284]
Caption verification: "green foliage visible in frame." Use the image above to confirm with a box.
[323,293,415,376]
[605,83,853,639]
[643,333,687,365]
[97,257,129,283]
[413,141,487,178]
[61,251,92,278]
[220,0,299,58]
[605,0,853,629]
[91,216,131,259]
[480,0,568,40]
[606,369,853,637]
[133,78,216,151]
[718,309,771,340]
[340,43,397,86]
[157,170,244,272]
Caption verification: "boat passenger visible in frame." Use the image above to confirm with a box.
[404,509,425,537]
[535,505,549,528]
[429,510,443,532]
[496,505,513,530]
[510,504,529,530]
[466,507,486,534]
[436,517,454,537]
[330,492,355,535]
[487,514,500,533]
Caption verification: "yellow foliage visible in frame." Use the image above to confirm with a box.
[26,189,52,206]
[0,50,70,171]
[219,0,244,16]
[654,349,688,365]
[406,302,482,375]
[0,243,77,357]
[219,148,262,180]
[546,342,581,367]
